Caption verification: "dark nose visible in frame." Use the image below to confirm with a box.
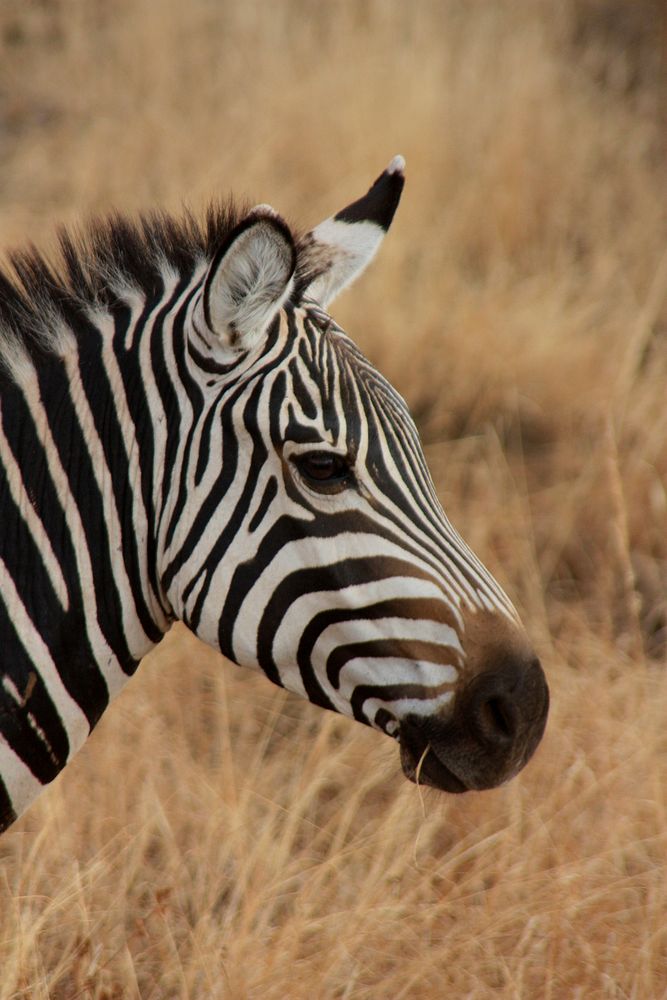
[464,655,548,751]
[467,656,547,749]
[399,655,549,793]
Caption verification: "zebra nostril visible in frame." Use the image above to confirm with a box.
[473,692,518,746]
[464,654,549,751]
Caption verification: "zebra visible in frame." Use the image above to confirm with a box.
[0,157,548,833]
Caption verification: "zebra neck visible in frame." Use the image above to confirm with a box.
[0,317,176,809]
[0,316,180,822]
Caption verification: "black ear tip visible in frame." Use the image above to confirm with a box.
[333,157,406,231]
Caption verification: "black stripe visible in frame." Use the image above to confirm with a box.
[35,357,136,674]
[248,475,277,533]
[351,680,455,724]
[184,380,272,630]
[113,288,163,610]
[156,290,207,547]
[253,554,445,694]
[288,357,317,420]
[0,601,71,783]
[77,320,163,643]
[0,778,17,833]
[1,383,109,724]
[0,462,64,633]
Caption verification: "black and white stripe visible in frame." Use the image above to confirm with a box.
[0,158,548,831]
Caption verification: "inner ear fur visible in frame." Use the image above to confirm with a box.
[203,210,297,352]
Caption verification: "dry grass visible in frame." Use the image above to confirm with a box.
[1,1,667,996]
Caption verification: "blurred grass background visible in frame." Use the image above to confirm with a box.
[0,1,666,996]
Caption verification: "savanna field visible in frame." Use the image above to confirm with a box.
[0,1,666,996]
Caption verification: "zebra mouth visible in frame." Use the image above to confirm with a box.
[398,728,468,794]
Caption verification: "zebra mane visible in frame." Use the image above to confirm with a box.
[0,201,317,374]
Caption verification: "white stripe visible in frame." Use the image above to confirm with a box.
[337,656,457,702]
[19,370,126,699]
[98,312,167,630]
[361,690,455,728]
[0,733,44,819]
[0,401,69,611]
[272,576,458,699]
[227,531,457,662]
[144,267,195,568]
[313,616,461,665]
[63,352,155,657]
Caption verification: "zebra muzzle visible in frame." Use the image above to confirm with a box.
[398,655,549,793]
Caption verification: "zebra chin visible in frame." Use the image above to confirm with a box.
[397,653,549,794]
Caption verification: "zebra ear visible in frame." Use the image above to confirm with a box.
[202,209,296,353]
[303,155,405,308]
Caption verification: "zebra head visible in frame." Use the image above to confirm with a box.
[164,158,549,794]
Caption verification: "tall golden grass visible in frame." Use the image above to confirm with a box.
[0,1,666,996]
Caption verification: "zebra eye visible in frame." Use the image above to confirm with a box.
[293,451,353,492]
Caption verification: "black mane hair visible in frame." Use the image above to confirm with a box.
[0,200,318,367]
